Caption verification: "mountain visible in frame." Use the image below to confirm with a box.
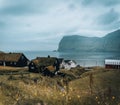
[58,30,120,52]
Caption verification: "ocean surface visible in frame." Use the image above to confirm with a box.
[23,51,120,67]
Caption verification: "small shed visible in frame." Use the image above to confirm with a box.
[0,53,29,67]
[105,59,120,69]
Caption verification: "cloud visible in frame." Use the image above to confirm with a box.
[97,9,119,25]
[0,0,45,16]
[0,0,120,51]
[95,8,120,30]
[0,21,5,29]
[81,0,120,6]
[0,4,31,15]
[98,8,119,25]
[0,0,70,16]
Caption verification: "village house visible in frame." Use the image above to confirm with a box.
[60,60,77,70]
[105,59,120,69]
[0,53,29,67]
[29,56,60,76]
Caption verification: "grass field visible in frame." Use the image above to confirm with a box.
[0,66,28,71]
[0,66,120,105]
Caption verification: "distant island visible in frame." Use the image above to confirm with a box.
[58,29,120,52]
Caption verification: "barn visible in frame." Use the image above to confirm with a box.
[105,59,120,69]
[0,53,29,67]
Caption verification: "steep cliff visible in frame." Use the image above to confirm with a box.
[58,30,120,52]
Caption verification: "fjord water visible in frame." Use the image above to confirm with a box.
[59,51,120,67]
[23,51,120,67]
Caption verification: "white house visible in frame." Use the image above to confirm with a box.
[105,59,120,69]
[60,60,77,70]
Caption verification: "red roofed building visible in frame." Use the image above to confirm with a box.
[105,59,120,69]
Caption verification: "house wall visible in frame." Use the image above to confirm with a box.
[105,59,120,69]
[70,62,77,68]
[60,60,77,70]
[17,59,28,67]
[64,64,71,70]
[29,62,38,72]
[5,61,17,67]
[0,61,3,66]
[0,61,27,67]
[105,64,120,69]
[17,55,28,67]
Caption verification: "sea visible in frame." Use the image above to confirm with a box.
[22,51,120,67]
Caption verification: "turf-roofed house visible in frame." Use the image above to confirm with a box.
[29,56,60,76]
[0,52,29,67]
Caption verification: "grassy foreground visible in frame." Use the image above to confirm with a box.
[0,66,120,105]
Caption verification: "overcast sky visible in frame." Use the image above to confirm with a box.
[0,0,120,51]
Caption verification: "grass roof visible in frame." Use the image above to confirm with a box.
[0,53,23,62]
[32,57,57,67]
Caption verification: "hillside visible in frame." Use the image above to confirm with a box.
[58,29,120,52]
[69,68,120,105]
[0,67,120,105]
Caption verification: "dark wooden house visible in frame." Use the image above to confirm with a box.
[29,57,60,75]
[0,53,29,67]
[105,59,120,69]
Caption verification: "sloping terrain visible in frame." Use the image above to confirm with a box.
[0,67,120,105]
